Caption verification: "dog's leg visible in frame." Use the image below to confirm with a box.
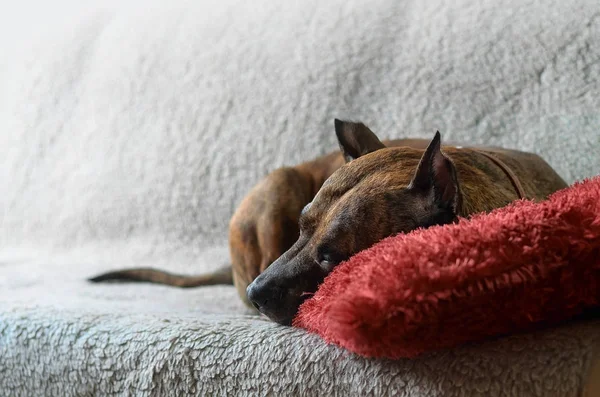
[229,166,316,305]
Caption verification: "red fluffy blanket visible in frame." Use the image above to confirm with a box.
[294,176,600,358]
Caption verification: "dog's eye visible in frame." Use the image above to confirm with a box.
[317,253,337,272]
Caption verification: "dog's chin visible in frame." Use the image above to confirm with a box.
[262,295,311,326]
[258,310,294,326]
[273,315,294,326]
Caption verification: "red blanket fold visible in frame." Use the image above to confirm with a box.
[294,176,600,358]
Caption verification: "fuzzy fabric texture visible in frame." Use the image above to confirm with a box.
[1,0,600,395]
[295,177,600,358]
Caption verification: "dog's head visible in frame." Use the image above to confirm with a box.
[247,120,462,325]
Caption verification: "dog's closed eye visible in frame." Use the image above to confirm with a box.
[316,250,345,272]
[317,257,335,271]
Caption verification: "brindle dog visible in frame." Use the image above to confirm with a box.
[90,120,567,325]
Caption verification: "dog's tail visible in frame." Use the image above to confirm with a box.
[88,265,233,288]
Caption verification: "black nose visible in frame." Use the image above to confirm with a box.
[246,281,269,313]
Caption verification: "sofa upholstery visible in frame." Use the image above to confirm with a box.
[1,0,600,395]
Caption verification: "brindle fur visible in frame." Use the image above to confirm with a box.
[90,120,567,324]
[294,146,565,266]
[244,121,567,324]
[89,134,430,304]
[229,138,431,304]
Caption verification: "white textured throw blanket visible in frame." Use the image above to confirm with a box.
[1,0,600,395]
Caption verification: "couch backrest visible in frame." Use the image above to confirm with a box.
[1,0,598,256]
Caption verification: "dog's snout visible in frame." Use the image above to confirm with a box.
[246,281,269,313]
[246,255,317,325]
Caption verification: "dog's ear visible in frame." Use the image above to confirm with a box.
[409,131,460,212]
[334,119,386,163]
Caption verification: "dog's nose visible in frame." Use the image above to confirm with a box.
[246,281,268,312]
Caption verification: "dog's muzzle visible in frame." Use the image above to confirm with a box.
[246,275,308,326]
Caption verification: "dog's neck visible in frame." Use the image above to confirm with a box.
[467,149,527,199]
[443,147,528,217]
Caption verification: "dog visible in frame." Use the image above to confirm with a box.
[90,120,567,325]
[89,123,430,298]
